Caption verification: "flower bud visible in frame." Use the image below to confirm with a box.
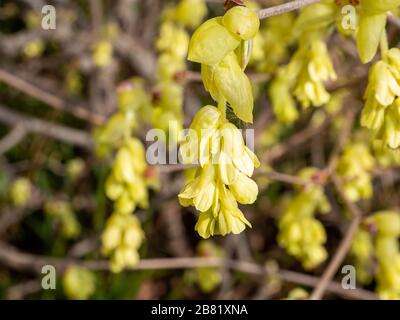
[222,6,260,41]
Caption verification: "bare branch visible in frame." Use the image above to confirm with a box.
[0,125,27,155]
[309,175,363,300]
[0,69,106,125]
[0,241,377,300]
[0,104,93,149]
[257,0,322,20]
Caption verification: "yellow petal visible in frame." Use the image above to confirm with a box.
[229,172,258,204]
[214,53,254,123]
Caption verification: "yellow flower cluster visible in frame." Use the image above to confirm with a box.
[101,212,144,273]
[336,143,375,202]
[278,168,330,270]
[371,140,400,168]
[101,137,155,271]
[365,211,400,299]
[350,229,374,284]
[105,138,149,214]
[268,1,337,124]
[94,79,157,272]
[93,40,113,68]
[62,266,96,300]
[194,240,223,293]
[94,79,150,157]
[250,12,295,73]
[153,0,207,146]
[9,177,31,208]
[45,200,81,239]
[292,40,337,109]
[179,106,259,238]
[179,4,260,238]
[361,48,400,149]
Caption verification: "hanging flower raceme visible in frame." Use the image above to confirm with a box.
[153,0,207,147]
[364,211,400,299]
[268,1,337,124]
[350,229,374,284]
[93,79,151,157]
[293,40,337,108]
[179,106,259,238]
[179,4,260,238]
[101,213,144,273]
[62,266,96,300]
[361,48,400,148]
[94,79,157,272]
[186,240,223,293]
[278,168,330,270]
[336,143,375,202]
[105,138,150,214]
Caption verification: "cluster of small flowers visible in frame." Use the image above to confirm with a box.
[352,211,400,299]
[45,200,81,239]
[62,265,96,300]
[356,0,400,63]
[152,0,208,145]
[361,48,400,148]
[336,143,375,202]
[268,1,337,124]
[94,79,158,272]
[179,4,261,238]
[184,240,223,293]
[278,168,330,270]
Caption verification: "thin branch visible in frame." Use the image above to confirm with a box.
[0,69,106,125]
[262,117,330,162]
[0,241,377,300]
[0,104,93,149]
[255,169,309,186]
[5,279,42,300]
[309,175,363,300]
[0,125,26,154]
[257,0,322,20]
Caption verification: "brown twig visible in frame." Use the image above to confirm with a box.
[0,69,106,125]
[0,104,93,149]
[257,0,322,19]
[0,125,27,155]
[309,175,363,300]
[0,241,377,300]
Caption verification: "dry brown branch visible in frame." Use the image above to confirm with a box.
[0,125,27,155]
[257,0,322,19]
[0,68,106,125]
[309,175,363,300]
[0,241,377,300]
[0,104,93,149]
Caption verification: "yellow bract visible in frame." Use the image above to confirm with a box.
[187,6,259,123]
[356,13,387,64]
[188,17,240,65]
